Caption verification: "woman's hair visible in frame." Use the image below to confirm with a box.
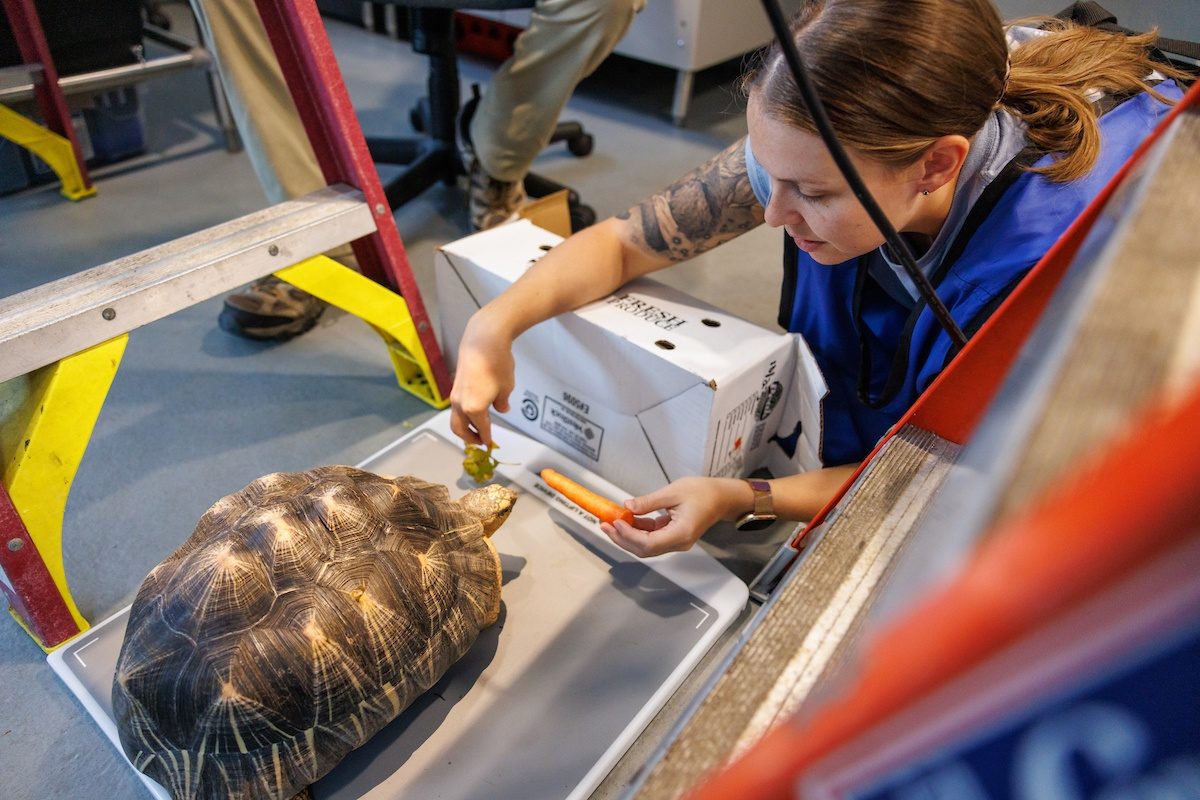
[743,0,1186,182]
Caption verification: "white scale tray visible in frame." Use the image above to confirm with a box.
[49,410,748,799]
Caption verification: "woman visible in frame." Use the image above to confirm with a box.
[449,0,1186,557]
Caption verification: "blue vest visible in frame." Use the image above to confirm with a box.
[778,83,1182,466]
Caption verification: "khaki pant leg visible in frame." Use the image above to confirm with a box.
[470,0,645,183]
[190,0,323,203]
[190,0,354,266]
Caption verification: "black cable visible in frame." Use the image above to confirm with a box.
[758,0,969,350]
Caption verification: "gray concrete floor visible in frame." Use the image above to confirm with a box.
[0,6,776,800]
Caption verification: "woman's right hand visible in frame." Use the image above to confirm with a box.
[449,313,516,447]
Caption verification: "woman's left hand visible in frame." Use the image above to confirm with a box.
[599,476,746,558]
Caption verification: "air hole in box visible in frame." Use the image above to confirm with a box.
[701,318,721,327]
[655,340,676,350]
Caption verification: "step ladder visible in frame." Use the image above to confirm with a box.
[0,0,453,650]
[0,0,95,199]
[634,83,1200,800]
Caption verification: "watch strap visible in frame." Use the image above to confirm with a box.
[745,478,773,516]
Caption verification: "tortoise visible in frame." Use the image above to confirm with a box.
[112,465,517,800]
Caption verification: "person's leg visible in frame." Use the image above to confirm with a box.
[467,0,644,229]
[189,0,349,340]
[189,0,324,202]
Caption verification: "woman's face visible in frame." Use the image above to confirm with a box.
[747,92,927,265]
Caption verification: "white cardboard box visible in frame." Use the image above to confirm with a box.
[436,220,828,496]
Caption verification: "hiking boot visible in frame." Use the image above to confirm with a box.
[218,275,326,342]
[468,157,527,231]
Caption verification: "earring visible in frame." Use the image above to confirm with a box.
[921,190,930,196]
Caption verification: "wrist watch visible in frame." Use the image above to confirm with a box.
[735,478,777,531]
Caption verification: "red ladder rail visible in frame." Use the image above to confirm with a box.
[0,484,80,646]
[253,0,452,399]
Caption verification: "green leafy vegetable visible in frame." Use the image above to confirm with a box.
[462,442,502,483]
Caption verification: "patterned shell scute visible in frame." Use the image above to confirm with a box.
[112,466,514,800]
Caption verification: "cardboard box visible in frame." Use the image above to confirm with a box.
[436,220,827,496]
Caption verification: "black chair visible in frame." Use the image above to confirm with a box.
[367,1,597,230]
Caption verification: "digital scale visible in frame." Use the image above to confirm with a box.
[48,410,749,799]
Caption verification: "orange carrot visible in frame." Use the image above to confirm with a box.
[540,468,634,525]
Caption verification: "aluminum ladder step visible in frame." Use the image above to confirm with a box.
[0,183,376,384]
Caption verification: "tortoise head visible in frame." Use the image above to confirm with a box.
[458,483,518,537]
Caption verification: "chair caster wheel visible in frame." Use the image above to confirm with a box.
[570,203,597,232]
[567,133,594,158]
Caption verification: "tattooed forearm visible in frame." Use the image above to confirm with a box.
[617,137,764,262]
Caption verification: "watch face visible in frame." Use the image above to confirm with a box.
[735,515,777,532]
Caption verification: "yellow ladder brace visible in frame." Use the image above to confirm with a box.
[277,255,449,409]
[0,103,96,201]
[0,336,128,644]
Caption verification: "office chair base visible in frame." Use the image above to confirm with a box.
[366,135,461,209]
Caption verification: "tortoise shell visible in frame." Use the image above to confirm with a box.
[112,465,517,800]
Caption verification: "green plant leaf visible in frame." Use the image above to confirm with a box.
[462,442,501,483]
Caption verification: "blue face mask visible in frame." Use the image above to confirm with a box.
[744,138,773,207]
